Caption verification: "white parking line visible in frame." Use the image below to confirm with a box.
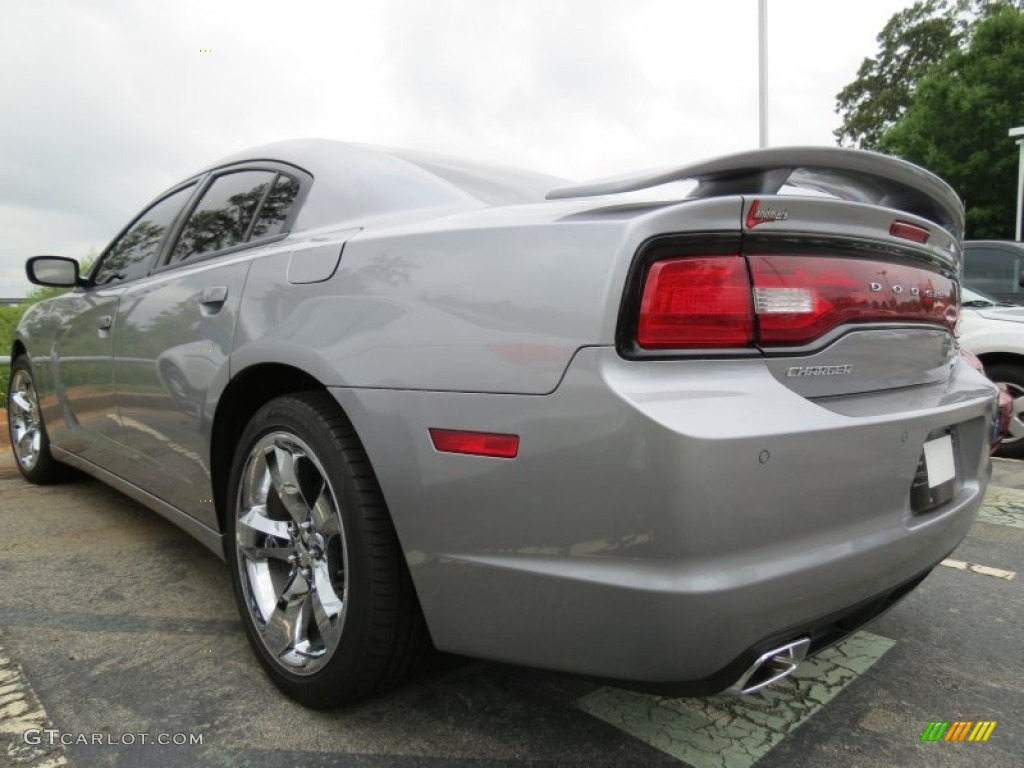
[578,631,894,768]
[940,558,1016,581]
[0,648,70,767]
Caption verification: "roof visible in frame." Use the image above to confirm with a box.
[198,139,566,231]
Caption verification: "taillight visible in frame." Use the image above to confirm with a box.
[635,254,956,350]
[750,256,957,345]
[637,256,754,348]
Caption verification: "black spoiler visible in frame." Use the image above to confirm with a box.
[547,147,965,241]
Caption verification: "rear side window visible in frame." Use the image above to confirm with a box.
[92,183,197,286]
[169,170,277,263]
[249,174,300,239]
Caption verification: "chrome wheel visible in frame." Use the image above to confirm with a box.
[9,368,42,471]
[235,431,348,675]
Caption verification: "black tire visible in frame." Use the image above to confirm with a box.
[225,391,430,708]
[987,363,1024,460]
[6,355,73,484]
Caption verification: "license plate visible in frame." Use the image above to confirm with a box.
[923,434,956,488]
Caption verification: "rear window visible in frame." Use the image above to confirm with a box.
[392,150,563,205]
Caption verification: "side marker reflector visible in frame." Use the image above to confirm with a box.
[429,428,519,459]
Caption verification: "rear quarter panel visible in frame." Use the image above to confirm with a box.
[232,198,744,394]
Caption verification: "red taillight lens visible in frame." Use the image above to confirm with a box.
[637,256,754,348]
[635,253,956,350]
[429,428,519,459]
[749,256,956,345]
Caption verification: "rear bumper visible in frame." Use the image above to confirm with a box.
[331,346,996,690]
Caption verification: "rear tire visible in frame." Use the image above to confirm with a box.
[986,363,1024,460]
[7,355,73,484]
[225,391,430,709]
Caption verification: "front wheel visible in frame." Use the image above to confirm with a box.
[986,363,1024,460]
[7,356,72,484]
[226,392,429,709]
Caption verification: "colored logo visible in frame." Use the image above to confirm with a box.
[745,199,789,228]
[921,720,997,742]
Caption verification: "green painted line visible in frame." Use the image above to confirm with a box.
[980,485,1024,528]
[577,631,895,768]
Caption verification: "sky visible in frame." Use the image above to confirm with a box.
[0,0,916,297]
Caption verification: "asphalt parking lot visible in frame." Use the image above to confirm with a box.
[0,450,1021,768]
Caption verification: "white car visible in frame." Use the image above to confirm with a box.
[959,287,1024,457]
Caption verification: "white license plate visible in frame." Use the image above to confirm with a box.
[923,434,956,488]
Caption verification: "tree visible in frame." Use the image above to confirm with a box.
[880,6,1024,237]
[835,1,1024,149]
[835,0,970,148]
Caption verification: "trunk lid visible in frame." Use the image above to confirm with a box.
[555,147,966,400]
[739,194,959,398]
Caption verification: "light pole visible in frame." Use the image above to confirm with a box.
[1011,126,1024,241]
[759,0,768,148]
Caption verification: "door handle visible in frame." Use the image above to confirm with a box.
[97,315,113,330]
[199,286,228,305]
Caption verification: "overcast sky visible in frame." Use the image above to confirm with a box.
[0,0,914,297]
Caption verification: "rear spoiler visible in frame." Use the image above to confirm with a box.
[546,147,965,242]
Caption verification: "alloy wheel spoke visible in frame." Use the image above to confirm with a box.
[16,429,37,458]
[237,505,292,542]
[309,487,341,537]
[10,391,33,416]
[310,560,343,646]
[262,571,311,657]
[265,444,312,523]
[237,505,297,562]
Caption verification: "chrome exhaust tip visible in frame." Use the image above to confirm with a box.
[725,637,811,695]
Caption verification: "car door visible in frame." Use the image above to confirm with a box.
[111,168,302,527]
[963,244,1024,305]
[48,183,198,465]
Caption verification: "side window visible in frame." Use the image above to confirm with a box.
[964,248,1024,295]
[169,170,277,263]
[91,184,196,286]
[249,174,300,239]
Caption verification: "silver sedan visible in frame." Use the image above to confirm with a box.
[7,140,997,708]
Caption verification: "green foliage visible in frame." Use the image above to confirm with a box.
[0,304,21,401]
[0,304,22,391]
[835,0,969,149]
[879,6,1024,237]
[836,1,1024,238]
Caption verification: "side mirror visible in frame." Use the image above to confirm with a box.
[26,256,80,287]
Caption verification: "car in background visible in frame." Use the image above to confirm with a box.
[7,140,1000,709]
[963,240,1024,305]
[959,286,1024,457]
